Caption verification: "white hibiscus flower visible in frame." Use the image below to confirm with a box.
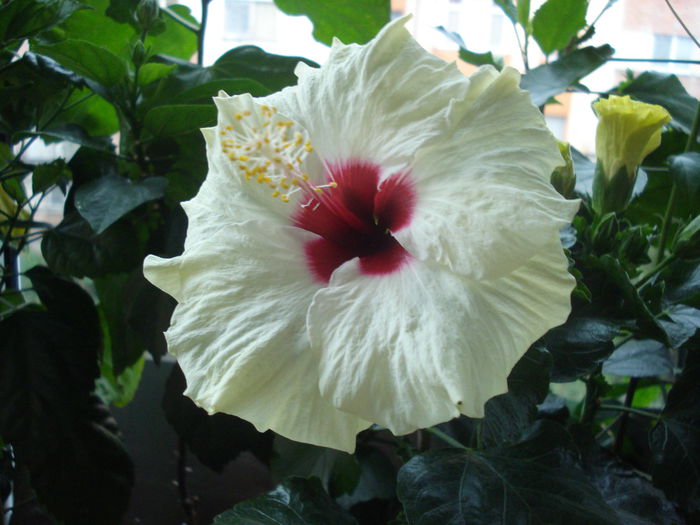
[143,17,579,453]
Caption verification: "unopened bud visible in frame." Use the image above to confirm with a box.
[550,140,576,199]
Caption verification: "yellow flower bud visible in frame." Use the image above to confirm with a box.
[592,95,671,214]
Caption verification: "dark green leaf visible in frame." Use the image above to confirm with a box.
[544,317,620,382]
[0,274,132,525]
[521,44,614,106]
[32,159,71,193]
[142,104,216,138]
[211,46,318,92]
[650,349,700,512]
[669,152,700,201]
[213,477,358,525]
[171,79,271,104]
[664,260,700,308]
[572,428,684,525]
[0,0,84,45]
[531,0,588,55]
[32,39,129,102]
[273,0,389,46]
[75,174,167,234]
[602,339,673,377]
[620,72,699,136]
[397,420,620,525]
[42,211,143,278]
[494,0,518,23]
[163,364,273,472]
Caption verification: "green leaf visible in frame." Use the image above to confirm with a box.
[620,72,699,137]
[0,0,84,45]
[138,62,176,86]
[142,104,216,138]
[397,420,621,525]
[494,0,518,24]
[669,152,700,201]
[602,339,672,377]
[163,364,273,472]
[532,0,588,55]
[273,0,389,46]
[212,46,318,92]
[543,317,620,382]
[650,349,700,512]
[517,0,531,29]
[93,272,146,375]
[96,352,144,408]
[32,39,129,102]
[32,159,71,193]
[213,477,359,525]
[436,26,504,70]
[663,259,700,308]
[145,4,197,60]
[74,174,168,234]
[42,211,143,278]
[57,87,120,136]
[171,79,271,104]
[521,44,613,106]
[336,446,397,507]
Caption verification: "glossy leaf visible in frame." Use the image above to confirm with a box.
[620,72,699,136]
[602,339,673,377]
[213,477,358,525]
[521,44,614,106]
[532,0,587,55]
[32,159,71,193]
[16,123,114,151]
[663,259,700,308]
[494,0,517,23]
[145,4,198,60]
[543,317,620,382]
[650,350,700,512]
[162,364,273,472]
[273,0,389,46]
[397,421,620,525]
[75,174,168,234]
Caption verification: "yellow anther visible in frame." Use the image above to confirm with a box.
[304,143,313,152]
[281,194,289,203]
[315,187,323,193]
[329,182,338,188]
[238,155,249,161]
[281,181,290,190]
[235,113,243,120]
[228,153,238,161]
[302,173,309,181]
[220,131,226,135]
[225,125,233,131]
[272,191,280,198]
[243,110,251,116]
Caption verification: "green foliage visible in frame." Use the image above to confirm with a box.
[214,477,359,524]
[532,0,588,55]
[521,44,614,106]
[436,26,504,70]
[274,0,390,46]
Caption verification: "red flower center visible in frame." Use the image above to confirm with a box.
[293,161,415,283]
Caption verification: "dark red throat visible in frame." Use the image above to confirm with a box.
[293,161,415,283]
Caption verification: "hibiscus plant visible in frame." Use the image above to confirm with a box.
[1,0,699,524]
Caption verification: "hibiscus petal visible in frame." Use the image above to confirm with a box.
[144,221,369,452]
[260,16,474,172]
[394,67,580,280]
[308,235,573,436]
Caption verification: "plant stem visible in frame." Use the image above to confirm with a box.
[177,438,197,525]
[613,377,638,454]
[662,0,700,49]
[579,366,603,427]
[197,0,210,66]
[599,404,660,419]
[424,427,468,450]
[635,255,676,288]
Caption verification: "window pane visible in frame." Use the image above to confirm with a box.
[652,34,672,59]
[226,0,250,35]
